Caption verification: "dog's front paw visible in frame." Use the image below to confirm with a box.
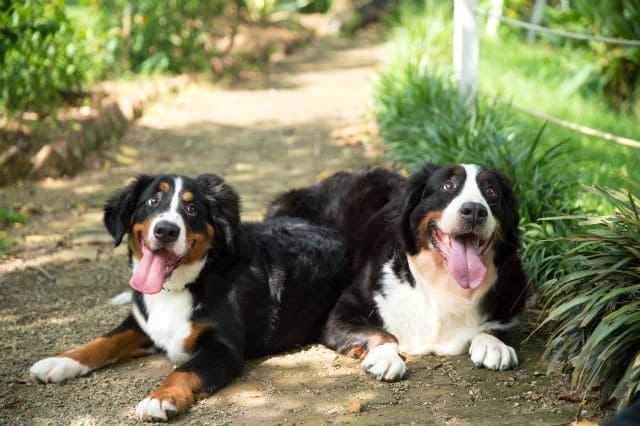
[361,343,406,382]
[29,357,90,383]
[469,333,518,370]
[135,397,177,422]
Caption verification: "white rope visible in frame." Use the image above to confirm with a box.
[508,103,640,149]
[476,9,640,47]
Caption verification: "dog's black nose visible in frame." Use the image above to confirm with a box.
[460,202,488,225]
[154,221,180,244]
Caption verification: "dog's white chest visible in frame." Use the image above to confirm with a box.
[374,260,488,356]
[133,290,193,364]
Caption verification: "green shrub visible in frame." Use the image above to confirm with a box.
[0,0,96,115]
[98,0,241,74]
[540,183,640,409]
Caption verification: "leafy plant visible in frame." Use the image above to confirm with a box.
[0,207,25,226]
[97,0,242,74]
[540,182,640,409]
[0,0,96,115]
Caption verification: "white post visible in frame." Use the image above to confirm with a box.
[453,0,479,109]
[527,0,547,43]
[485,0,503,39]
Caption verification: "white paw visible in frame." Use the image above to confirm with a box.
[469,333,518,370]
[361,343,406,382]
[29,357,90,383]
[135,397,177,422]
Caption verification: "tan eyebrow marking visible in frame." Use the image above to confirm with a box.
[159,181,170,192]
[183,191,194,202]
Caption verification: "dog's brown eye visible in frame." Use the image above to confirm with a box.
[485,186,497,198]
[185,203,197,216]
[147,193,161,207]
[442,181,456,192]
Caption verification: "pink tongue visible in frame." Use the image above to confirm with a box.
[447,237,487,289]
[130,244,169,294]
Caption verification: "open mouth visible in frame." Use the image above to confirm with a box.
[129,240,185,295]
[427,222,493,290]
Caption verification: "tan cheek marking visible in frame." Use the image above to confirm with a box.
[130,218,154,260]
[184,224,214,265]
[182,322,212,353]
[159,181,170,192]
[147,371,203,413]
[62,330,150,369]
[417,211,443,252]
[182,191,193,202]
[410,249,448,283]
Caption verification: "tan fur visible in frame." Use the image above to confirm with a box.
[63,330,151,369]
[184,224,214,265]
[345,332,399,360]
[182,322,212,353]
[159,181,170,192]
[417,211,444,258]
[182,191,193,202]
[130,218,154,261]
[147,372,203,413]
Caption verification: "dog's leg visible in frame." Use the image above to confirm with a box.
[135,327,243,422]
[322,301,405,382]
[30,315,154,383]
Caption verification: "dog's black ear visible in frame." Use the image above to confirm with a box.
[395,162,440,255]
[494,171,521,249]
[103,175,154,246]
[195,173,241,255]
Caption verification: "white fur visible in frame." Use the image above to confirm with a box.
[361,343,406,381]
[133,289,194,364]
[148,177,187,255]
[374,259,496,357]
[438,164,496,240]
[469,332,518,370]
[135,396,177,422]
[110,291,133,305]
[162,257,207,292]
[29,357,90,383]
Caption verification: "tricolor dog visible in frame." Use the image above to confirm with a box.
[30,173,350,421]
[267,163,528,381]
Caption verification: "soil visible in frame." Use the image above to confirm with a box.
[0,33,613,425]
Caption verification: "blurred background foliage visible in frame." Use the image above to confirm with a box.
[0,0,334,117]
[503,0,640,110]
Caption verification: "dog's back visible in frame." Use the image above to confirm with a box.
[266,167,405,256]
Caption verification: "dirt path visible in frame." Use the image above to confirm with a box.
[1,35,607,425]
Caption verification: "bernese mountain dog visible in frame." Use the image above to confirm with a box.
[29,173,350,421]
[267,162,528,381]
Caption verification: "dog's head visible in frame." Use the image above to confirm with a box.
[104,174,240,294]
[397,163,519,290]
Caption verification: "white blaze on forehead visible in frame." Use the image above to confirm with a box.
[147,176,187,255]
[437,164,496,238]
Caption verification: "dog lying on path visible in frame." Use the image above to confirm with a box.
[267,163,529,381]
[30,173,351,421]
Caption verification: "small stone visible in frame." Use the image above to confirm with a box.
[347,398,362,413]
